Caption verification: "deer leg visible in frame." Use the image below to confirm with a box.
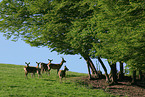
[48,68,51,76]
[57,69,59,74]
[37,70,41,78]
[46,69,48,74]
[45,68,48,74]
[59,76,62,83]
[33,73,35,78]
[60,78,62,83]
[25,72,28,79]
[38,73,40,78]
[31,73,33,78]
[42,68,45,74]
[43,69,45,73]
[41,69,43,74]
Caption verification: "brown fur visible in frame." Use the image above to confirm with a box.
[47,58,66,75]
[40,63,48,73]
[40,59,53,73]
[24,62,41,79]
[58,66,69,81]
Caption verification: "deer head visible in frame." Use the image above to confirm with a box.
[25,62,30,67]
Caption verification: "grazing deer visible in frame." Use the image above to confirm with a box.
[24,62,41,79]
[58,66,69,82]
[47,57,66,75]
[40,59,53,73]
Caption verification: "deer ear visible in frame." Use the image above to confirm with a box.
[28,62,30,64]
[25,62,27,64]
[48,59,53,61]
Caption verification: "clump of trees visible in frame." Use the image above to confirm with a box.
[0,0,145,84]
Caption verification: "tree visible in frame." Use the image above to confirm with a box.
[97,57,111,82]
[90,0,145,83]
[0,0,99,79]
[118,62,124,81]
[1,0,144,83]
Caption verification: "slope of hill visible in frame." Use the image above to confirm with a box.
[0,64,115,97]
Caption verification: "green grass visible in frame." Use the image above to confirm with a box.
[0,64,116,97]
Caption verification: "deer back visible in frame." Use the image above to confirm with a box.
[41,63,48,69]
[48,63,62,69]
[24,67,37,73]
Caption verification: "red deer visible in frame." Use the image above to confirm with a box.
[24,62,41,79]
[58,66,69,81]
[47,57,66,75]
[40,59,53,73]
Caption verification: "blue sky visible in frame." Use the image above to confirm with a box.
[0,32,112,74]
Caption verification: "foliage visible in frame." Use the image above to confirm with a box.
[0,0,145,71]
[0,64,115,97]
[0,0,92,55]
[0,0,100,78]
[90,0,145,70]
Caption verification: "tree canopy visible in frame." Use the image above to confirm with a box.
[0,0,95,55]
[0,0,145,72]
[90,0,145,70]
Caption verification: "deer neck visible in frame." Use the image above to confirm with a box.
[36,64,39,68]
[64,69,67,72]
[60,61,64,66]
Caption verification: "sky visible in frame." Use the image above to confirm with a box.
[0,32,112,74]
[0,0,113,74]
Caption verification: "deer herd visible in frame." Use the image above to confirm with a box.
[24,57,69,82]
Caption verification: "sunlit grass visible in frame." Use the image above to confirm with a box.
[0,64,116,97]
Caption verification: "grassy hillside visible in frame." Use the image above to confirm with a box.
[0,64,116,97]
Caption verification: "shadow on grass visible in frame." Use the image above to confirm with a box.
[67,74,86,78]
[9,94,25,97]
[43,78,56,82]
[9,85,19,88]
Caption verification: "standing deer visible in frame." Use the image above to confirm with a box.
[40,59,53,74]
[24,62,41,79]
[25,62,30,67]
[58,66,69,82]
[47,57,66,75]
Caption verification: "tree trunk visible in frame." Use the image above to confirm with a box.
[88,58,98,76]
[110,63,118,84]
[139,70,142,81]
[118,61,124,81]
[82,54,98,79]
[86,59,91,79]
[98,57,111,82]
[131,70,137,85]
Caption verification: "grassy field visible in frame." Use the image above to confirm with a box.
[0,64,116,97]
